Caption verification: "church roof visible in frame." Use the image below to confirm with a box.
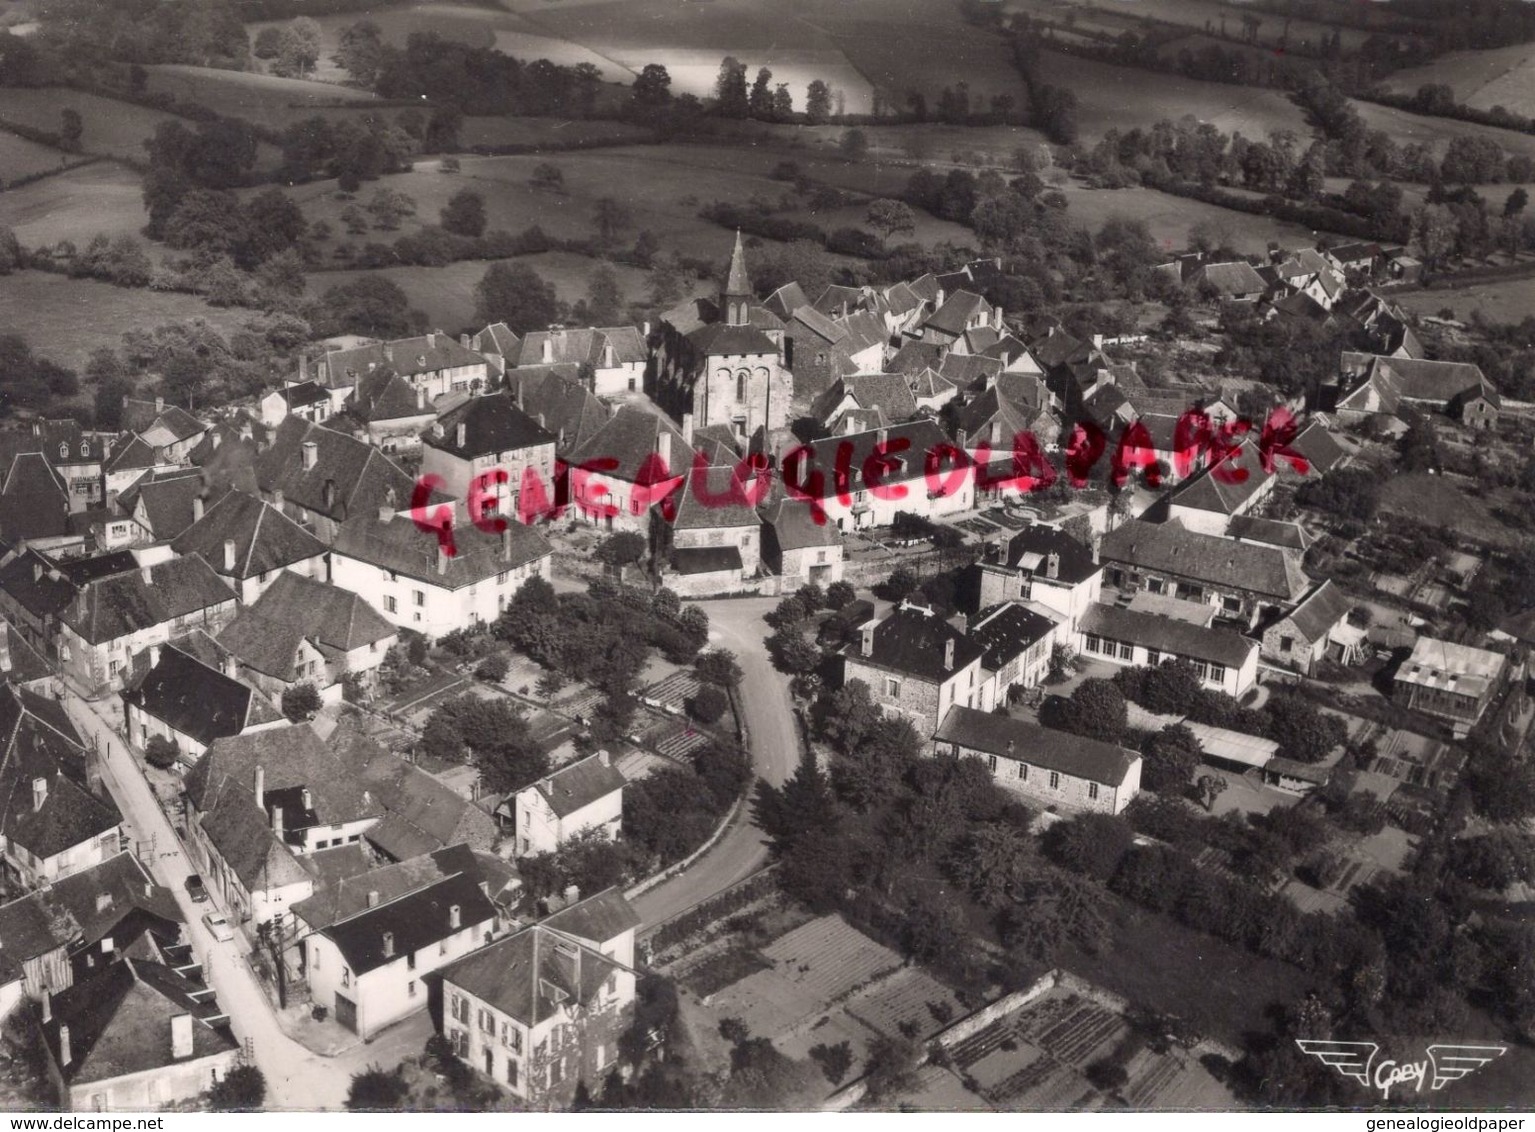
[724,230,752,297]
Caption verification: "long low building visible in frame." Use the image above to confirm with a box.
[933,705,1141,815]
[1076,602,1259,698]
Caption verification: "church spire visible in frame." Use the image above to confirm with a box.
[722,230,751,326]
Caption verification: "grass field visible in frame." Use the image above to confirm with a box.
[1381,44,1535,118]
[0,87,182,163]
[0,130,72,186]
[0,270,254,372]
[1352,98,1535,163]
[142,64,386,134]
[1054,181,1331,254]
[0,161,148,249]
[458,115,652,151]
[1030,49,1311,141]
[1007,0,1378,54]
[313,251,672,332]
[1394,274,1535,325]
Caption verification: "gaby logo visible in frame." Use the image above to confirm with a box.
[1295,1041,1507,1101]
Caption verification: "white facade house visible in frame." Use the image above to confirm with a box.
[1077,602,1260,698]
[513,752,626,858]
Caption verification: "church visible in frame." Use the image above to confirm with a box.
[651,232,794,447]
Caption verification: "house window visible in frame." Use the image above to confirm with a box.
[1088,782,1099,800]
[480,1008,496,1035]
[1147,578,1165,595]
[506,1060,518,1088]
[883,677,900,697]
[1083,634,1102,654]
[408,980,417,998]
[341,967,351,988]
[451,994,470,1023]
[407,953,416,971]
[1280,635,1294,653]
[384,596,397,614]
[504,1024,522,1054]
[986,755,997,774]
[1147,649,1162,666]
[58,443,68,459]
[1019,764,1028,781]
[1208,663,1226,685]
[1118,641,1134,661]
[413,590,425,607]
[1223,596,1242,614]
[549,1060,564,1087]
[735,372,746,402]
[817,551,827,563]
[497,571,508,585]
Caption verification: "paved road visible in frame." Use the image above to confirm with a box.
[631,596,798,927]
[64,693,427,1111]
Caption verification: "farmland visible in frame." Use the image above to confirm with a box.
[1381,44,1535,118]
[1394,272,1535,325]
[142,64,386,134]
[0,131,73,187]
[0,88,182,163]
[1028,50,1311,141]
[1005,0,1380,54]
[0,162,148,249]
[0,270,255,373]
[1352,98,1535,164]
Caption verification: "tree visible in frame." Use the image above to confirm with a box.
[865,199,916,248]
[253,26,284,59]
[805,79,832,124]
[346,1066,409,1111]
[840,128,869,162]
[1054,679,1127,744]
[586,265,622,325]
[695,649,743,688]
[440,189,486,237]
[596,531,647,569]
[593,197,632,247]
[772,83,794,120]
[818,679,882,755]
[688,685,728,724]
[280,683,322,723]
[473,262,559,333]
[1196,773,1228,811]
[809,1041,854,1086]
[825,580,856,609]
[862,1036,921,1102]
[530,162,565,193]
[766,629,820,677]
[631,63,672,108]
[1264,695,1346,764]
[208,1064,267,1111]
[476,654,510,682]
[145,734,180,770]
[1043,813,1134,881]
[59,108,82,153]
[950,822,1034,907]
[334,20,384,86]
[1506,187,1529,218]
[273,17,322,78]
[714,57,749,118]
[1141,724,1202,793]
[365,187,416,231]
[317,276,421,339]
[749,67,774,119]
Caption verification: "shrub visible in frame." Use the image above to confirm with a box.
[826,581,857,608]
[475,654,510,682]
[281,682,323,723]
[145,734,180,770]
[208,1065,266,1111]
[688,684,729,724]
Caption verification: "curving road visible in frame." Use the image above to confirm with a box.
[630,596,799,927]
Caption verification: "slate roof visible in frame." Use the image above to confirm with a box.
[672,466,760,531]
[323,869,495,975]
[797,419,950,497]
[1081,602,1256,669]
[813,373,917,426]
[444,923,619,1027]
[1195,260,1267,297]
[44,957,238,1085]
[358,749,497,862]
[763,282,811,321]
[121,401,206,444]
[1289,420,1347,474]
[567,406,697,485]
[132,475,228,541]
[0,452,69,542]
[349,368,428,424]
[968,602,1056,670]
[102,433,160,475]
[171,491,326,582]
[849,605,985,681]
[923,291,989,338]
[936,705,1137,787]
[1168,435,1277,517]
[0,548,79,622]
[504,369,611,450]
[0,621,53,686]
[247,571,394,657]
[688,425,741,466]
[888,341,945,376]
[883,280,924,317]
[0,684,121,863]
[1000,526,1099,585]
[0,852,178,966]
[333,504,551,589]
[59,555,234,646]
[256,418,416,525]
[527,753,626,819]
[724,230,752,296]
[543,887,640,945]
[294,843,513,932]
[215,613,311,683]
[277,381,330,410]
[121,644,279,748]
[757,497,840,551]
[426,393,556,458]
[836,310,889,356]
[1100,519,1309,602]
[1227,515,1310,551]
[1283,580,1353,643]
[939,353,1004,393]
[687,321,781,358]
[323,334,485,387]
[907,368,958,402]
[1338,354,1496,412]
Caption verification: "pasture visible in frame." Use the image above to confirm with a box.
[1028,50,1310,141]
[458,115,652,151]
[0,130,72,187]
[1394,272,1535,325]
[1007,0,1375,53]
[0,270,253,372]
[0,88,182,163]
[1351,99,1535,164]
[1054,181,1331,254]
[1381,44,1535,118]
[0,161,148,249]
[142,64,387,134]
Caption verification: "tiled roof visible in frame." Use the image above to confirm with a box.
[836,310,888,356]
[358,745,496,861]
[425,393,556,459]
[121,643,279,747]
[567,406,696,484]
[332,505,552,590]
[543,886,639,944]
[968,602,1056,670]
[907,368,957,401]
[0,547,79,622]
[1284,580,1352,644]
[936,705,1137,787]
[0,851,178,962]
[1000,527,1099,585]
[324,869,495,975]
[294,843,512,931]
[60,555,235,646]
[122,400,206,443]
[443,923,620,1027]
[849,605,984,682]
[102,433,160,475]
[0,684,121,862]
[888,341,944,376]
[528,753,626,819]
[1227,515,1310,551]
[1195,260,1267,297]
[1100,519,1308,602]
[277,381,330,410]
[0,620,53,686]
[504,369,611,450]
[757,497,839,551]
[216,612,308,682]
[798,419,950,497]
[171,491,326,581]
[1080,602,1256,669]
[764,282,811,321]
[472,322,520,359]
[349,368,428,424]
[323,334,485,386]
[1167,436,1277,517]
[939,353,1004,392]
[256,418,416,524]
[687,322,781,358]
[132,475,228,541]
[923,290,989,337]
[250,571,395,655]
[672,466,760,531]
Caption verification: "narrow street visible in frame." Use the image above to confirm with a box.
[62,691,424,1111]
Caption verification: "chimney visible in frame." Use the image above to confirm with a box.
[171,1013,193,1060]
[1047,552,1060,580]
[301,787,313,811]
[537,412,546,430]
[378,504,394,521]
[456,422,467,449]
[367,890,380,908]
[437,543,450,575]
[272,488,284,511]
[426,331,437,350]
[876,427,888,449]
[271,806,283,838]
[516,382,525,411]
[1092,333,1104,349]
[860,624,875,657]
[299,354,310,383]
[382,342,394,364]
[597,750,610,767]
[57,1024,70,1068]
[844,416,858,436]
[944,638,956,671]
[254,765,264,811]
[416,386,426,411]
[541,337,553,364]
[460,332,470,349]
[603,339,614,369]
[154,397,164,414]
[31,776,45,813]
[502,527,513,561]
[149,644,161,669]
[223,653,238,679]
[211,431,222,451]
[642,320,651,337]
[40,990,50,1024]
[223,539,236,572]
[562,884,579,906]
[957,427,968,451]
[192,495,204,523]
[449,904,462,930]
[682,412,694,445]
[301,440,318,470]
[657,429,671,468]
[141,565,152,585]
[382,931,395,958]
[993,305,1004,327]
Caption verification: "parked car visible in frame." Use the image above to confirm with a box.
[203,911,234,942]
[184,874,209,903]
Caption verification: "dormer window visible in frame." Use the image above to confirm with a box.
[58,443,68,458]
[79,442,88,457]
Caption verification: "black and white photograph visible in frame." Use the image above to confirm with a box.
[0,0,1532,1116]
